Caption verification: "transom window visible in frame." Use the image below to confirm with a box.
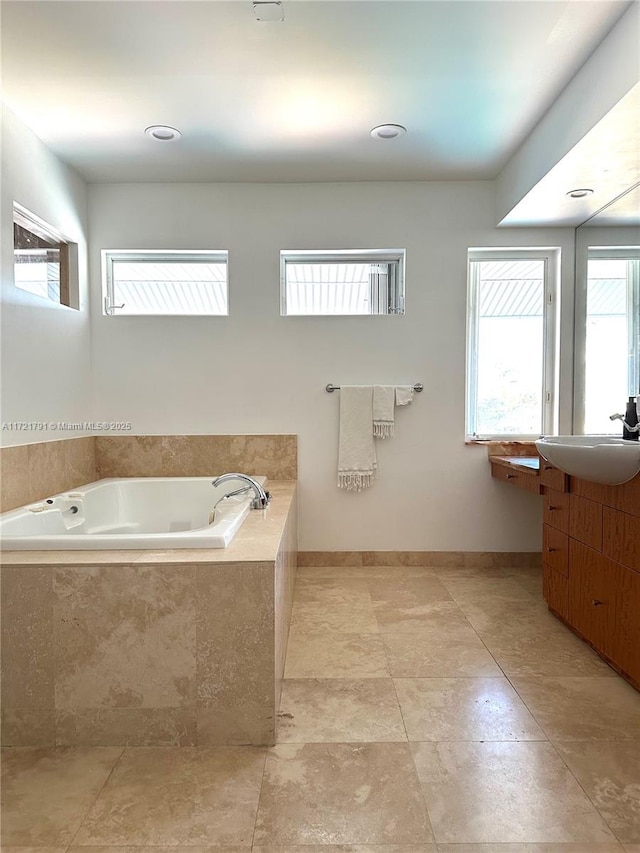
[466,249,559,439]
[280,249,405,316]
[102,250,229,316]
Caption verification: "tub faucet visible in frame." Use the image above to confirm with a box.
[211,473,271,509]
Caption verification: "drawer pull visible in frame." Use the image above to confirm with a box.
[592,599,603,607]
[549,505,558,511]
[547,547,559,552]
[506,473,516,479]
[543,465,553,470]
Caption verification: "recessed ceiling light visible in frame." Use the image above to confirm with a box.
[566,188,594,198]
[253,1,284,22]
[370,124,407,140]
[145,125,182,142]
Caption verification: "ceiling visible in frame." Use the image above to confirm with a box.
[1,0,633,183]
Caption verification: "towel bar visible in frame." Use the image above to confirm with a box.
[326,383,423,393]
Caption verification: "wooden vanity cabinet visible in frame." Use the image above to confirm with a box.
[542,464,640,688]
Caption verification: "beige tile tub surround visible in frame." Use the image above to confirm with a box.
[0,433,297,513]
[0,437,96,513]
[1,483,297,747]
[94,434,297,480]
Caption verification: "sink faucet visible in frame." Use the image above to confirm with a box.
[610,396,640,440]
[211,473,271,509]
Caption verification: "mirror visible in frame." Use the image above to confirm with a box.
[574,183,640,434]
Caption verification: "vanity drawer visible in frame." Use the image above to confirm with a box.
[490,460,541,494]
[543,488,570,534]
[570,493,603,551]
[540,461,568,492]
[542,524,569,577]
[543,562,568,619]
[603,506,640,573]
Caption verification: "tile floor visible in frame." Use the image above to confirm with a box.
[2,563,640,851]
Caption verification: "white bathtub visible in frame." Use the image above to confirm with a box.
[0,476,267,550]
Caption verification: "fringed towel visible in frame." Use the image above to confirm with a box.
[373,385,396,438]
[338,386,376,491]
[373,385,414,437]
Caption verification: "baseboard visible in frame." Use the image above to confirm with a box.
[297,550,542,568]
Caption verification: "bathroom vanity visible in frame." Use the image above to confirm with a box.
[491,452,640,689]
[541,462,640,688]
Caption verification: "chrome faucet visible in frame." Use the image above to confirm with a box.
[211,473,271,509]
[610,412,640,436]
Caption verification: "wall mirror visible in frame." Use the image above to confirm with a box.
[574,183,640,434]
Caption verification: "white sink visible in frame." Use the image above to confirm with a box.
[536,435,640,485]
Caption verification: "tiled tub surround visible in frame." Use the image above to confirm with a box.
[0,433,297,513]
[1,482,297,747]
[0,437,96,514]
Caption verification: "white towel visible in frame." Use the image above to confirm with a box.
[338,386,376,491]
[395,385,414,406]
[373,385,396,438]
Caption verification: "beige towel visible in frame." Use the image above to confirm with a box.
[373,385,395,438]
[338,386,376,491]
[395,385,414,406]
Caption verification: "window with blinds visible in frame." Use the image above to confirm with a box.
[102,250,229,316]
[280,249,405,316]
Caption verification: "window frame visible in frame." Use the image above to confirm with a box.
[465,248,560,441]
[279,248,406,316]
[101,249,230,317]
[13,203,78,309]
[573,245,640,434]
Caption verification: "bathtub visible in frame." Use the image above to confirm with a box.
[0,476,267,550]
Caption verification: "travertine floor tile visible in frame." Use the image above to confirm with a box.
[439,576,537,604]
[478,625,615,677]
[289,599,378,634]
[410,741,615,843]
[68,848,250,853]
[510,568,544,597]
[293,579,371,601]
[284,631,390,678]
[253,847,437,853]
[451,596,557,635]
[72,747,265,846]
[0,847,68,853]
[394,677,545,742]
[369,579,468,633]
[0,747,122,847]
[297,566,437,580]
[511,677,640,740]
[555,741,640,843]
[367,577,455,604]
[253,742,434,843]
[278,679,406,742]
[382,625,502,677]
[435,844,624,852]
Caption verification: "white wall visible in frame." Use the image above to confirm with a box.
[88,181,576,551]
[1,106,91,447]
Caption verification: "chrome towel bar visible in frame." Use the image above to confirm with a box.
[326,383,423,393]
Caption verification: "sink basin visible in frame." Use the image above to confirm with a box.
[536,435,640,485]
